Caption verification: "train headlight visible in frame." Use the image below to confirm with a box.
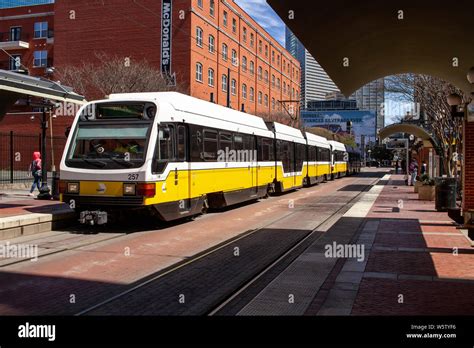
[123,183,136,196]
[67,182,79,194]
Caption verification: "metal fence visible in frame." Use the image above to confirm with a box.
[0,131,67,183]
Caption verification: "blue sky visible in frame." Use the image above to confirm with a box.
[235,0,286,46]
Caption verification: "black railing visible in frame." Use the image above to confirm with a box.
[0,131,66,184]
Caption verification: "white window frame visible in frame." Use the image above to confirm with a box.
[195,62,203,82]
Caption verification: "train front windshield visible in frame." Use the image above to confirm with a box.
[66,123,151,169]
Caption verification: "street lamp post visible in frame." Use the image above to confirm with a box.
[37,105,52,200]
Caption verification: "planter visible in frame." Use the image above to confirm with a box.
[435,177,457,212]
[418,185,435,201]
[414,181,423,193]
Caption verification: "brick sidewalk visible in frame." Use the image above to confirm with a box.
[345,175,473,315]
[306,174,474,315]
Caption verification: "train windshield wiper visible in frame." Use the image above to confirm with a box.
[80,157,107,168]
[102,154,134,168]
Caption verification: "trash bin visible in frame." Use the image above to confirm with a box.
[435,177,457,212]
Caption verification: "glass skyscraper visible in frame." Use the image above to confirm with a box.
[285,28,385,132]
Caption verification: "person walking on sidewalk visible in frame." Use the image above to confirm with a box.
[409,159,418,186]
[29,151,42,196]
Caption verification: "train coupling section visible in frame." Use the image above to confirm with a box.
[79,210,108,226]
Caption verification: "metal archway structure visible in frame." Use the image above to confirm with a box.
[378,123,442,156]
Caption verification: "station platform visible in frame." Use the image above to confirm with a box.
[0,189,74,240]
[302,174,474,315]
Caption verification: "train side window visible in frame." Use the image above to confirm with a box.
[190,125,203,162]
[203,129,218,161]
[219,131,232,152]
[177,125,186,161]
[234,134,244,151]
[259,137,273,161]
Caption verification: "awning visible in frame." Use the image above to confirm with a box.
[267,0,474,95]
[0,70,86,120]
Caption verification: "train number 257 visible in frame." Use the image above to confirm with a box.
[128,173,139,181]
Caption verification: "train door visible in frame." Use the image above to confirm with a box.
[250,136,258,195]
[176,124,191,211]
[291,142,296,187]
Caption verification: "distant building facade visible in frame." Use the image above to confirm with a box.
[285,28,339,108]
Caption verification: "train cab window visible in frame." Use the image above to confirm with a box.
[177,125,186,161]
[153,125,176,173]
[190,125,203,162]
[203,129,218,161]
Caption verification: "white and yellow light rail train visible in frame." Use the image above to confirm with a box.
[59,92,361,224]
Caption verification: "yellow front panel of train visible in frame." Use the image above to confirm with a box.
[79,181,124,197]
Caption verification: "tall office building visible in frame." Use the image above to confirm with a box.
[286,28,385,133]
[285,28,339,108]
[350,78,385,132]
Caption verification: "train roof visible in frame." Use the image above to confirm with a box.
[107,92,274,138]
[266,122,306,144]
[328,140,347,152]
[305,132,331,149]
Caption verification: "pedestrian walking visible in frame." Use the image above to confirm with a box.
[29,151,42,196]
[409,159,418,186]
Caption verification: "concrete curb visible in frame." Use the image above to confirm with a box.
[0,209,76,240]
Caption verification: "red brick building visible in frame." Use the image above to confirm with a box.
[53,0,300,117]
[0,0,300,135]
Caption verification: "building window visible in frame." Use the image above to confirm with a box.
[208,68,214,86]
[242,84,247,99]
[232,18,237,33]
[222,44,228,61]
[242,56,247,71]
[222,74,228,92]
[258,91,262,105]
[272,75,275,88]
[250,61,254,75]
[258,66,262,80]
[9,55,21,71]
[272,51,275,63]
[196,27,203,47]
[258,40,262,53]
[231,79,236,95]
[283,82,286,94]
[34,22,48,39]
[243,27,247,42]
[264,94,268,106]
[283,60,286,71]
[277,55,280,65]
[208,35,215,53]
[231,49,238,66]
[272,98,275,110]
[223,11,228,26]
[249,87,254,102]
[195,62,203,82]
[250,33,254,47]
[264,70,268,83]
[277,78,280,89]
[265,45,268,57]
[33,50,48,67]
[210,0,215,16]
[9,27,21,41]
[292,88,295,98]
[197,0,203,8]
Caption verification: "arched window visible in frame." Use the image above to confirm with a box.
[195,62,203,82]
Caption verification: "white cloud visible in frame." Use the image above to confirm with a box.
[235,0,286,46]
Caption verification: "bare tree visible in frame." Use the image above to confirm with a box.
[55,52,183,101]
[385,74,465,176]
